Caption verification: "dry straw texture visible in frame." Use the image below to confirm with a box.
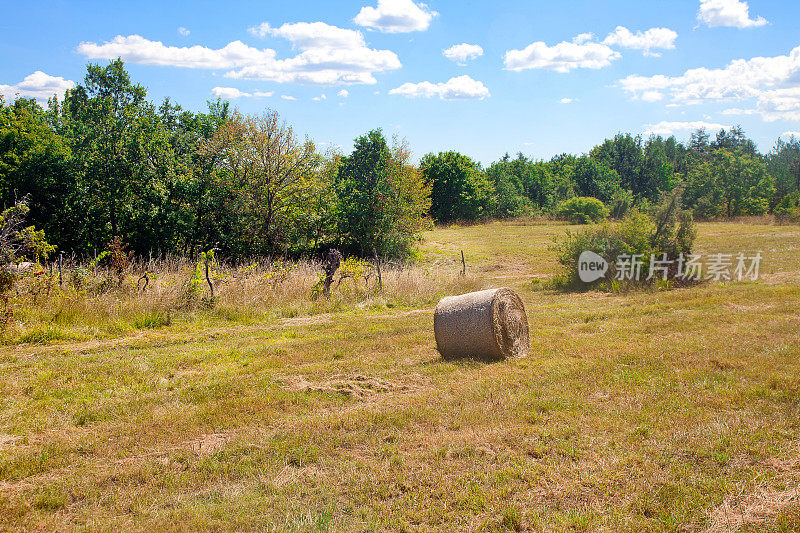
[434,287,530,361]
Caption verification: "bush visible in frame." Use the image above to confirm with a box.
[552,187,697,290]
[692,196,720,219]
[556,197,610,224]
[610,189,634,219]
[775,193,800,224]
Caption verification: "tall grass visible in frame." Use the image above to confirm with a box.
[4,256,479,343]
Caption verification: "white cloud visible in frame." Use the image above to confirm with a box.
[751,87,800,122]
[505,28,675,73]
[504,37,621,73]
[619,46,800,121]
[572,33,595,45]
[312,94,327,101]
[559,98,576,104]
[643,120,727,136]
[697,0,768,28]
[211,87,247,99]
[281,95,297,101]
[250,22,364,50]
[721,87,800,121]
[443,43,484,65]
[337,89,349,98]
[211,87,272,99]
[780,131,800,139]
[602,26,677,57]
[78,35,277,69]
[640,90,664,102]
[0,71,75,103]
[354,0,437,33]
[177,27,190,37]
[390,75,490,100]
[77,23,401,86]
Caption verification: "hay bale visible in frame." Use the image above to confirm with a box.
[434,287,530,361]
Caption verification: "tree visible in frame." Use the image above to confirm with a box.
[713,126,758,157]
[487,153,547,217]
[590,134,645,197]
[61,58,155,251]
[335,130,430,257]
[572,156,622,203]
[214,110,319,257]
[685,147,774,217]
[421,151,493,223]
[766,138,800,204]
[640,138,677,200]
[0,98,78,252]
[183,99,231,256]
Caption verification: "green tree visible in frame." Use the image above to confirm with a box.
[766,137,800,204]
[572,156,622,203]
[421,151,493,223]
[335,130,430,257]
[685,148,774,217]
[61,58,155,250]
[0,97,78,252]
[590,134,644,197]
[212,110,320,257]
[183,99,231,256]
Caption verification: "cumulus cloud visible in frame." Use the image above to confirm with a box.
[390,75,490,100]
[312,94,327,101]
[643,120,728,136]
[559,98,576,104]
[77,22,401,86]
[504,27,677,73]
[572,33,595,45]
[177,27,190,37]
[640,90,664,102]
[504,37,621,73]
[721,87,800,121]
[0,71,75,103]
[337,89,349,98]
[250,21,363,49]
[354,0,437,33]
[602,26,677,57]
[697,0,768,28]
[619,45,800,121]
[443,43,484,65]
[281,95,297,101]
[780,131,800,139]
[78,35,277,69]
[211,87,272,99]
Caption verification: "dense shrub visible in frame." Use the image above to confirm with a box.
[556,197,610,224]
[552,187,696,290]
[775,193,800,224]
[610,189,634,219]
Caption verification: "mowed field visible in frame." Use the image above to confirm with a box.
[1,220,800,532]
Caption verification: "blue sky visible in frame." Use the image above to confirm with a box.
[2,0,799,164]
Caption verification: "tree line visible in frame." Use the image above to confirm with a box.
[1,60,799,260]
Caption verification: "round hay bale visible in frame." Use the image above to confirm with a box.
[434,287,530,361]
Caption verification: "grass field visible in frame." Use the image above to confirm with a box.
[1,220,800,531]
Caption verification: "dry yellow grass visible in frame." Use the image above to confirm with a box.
[0,220,799,531]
